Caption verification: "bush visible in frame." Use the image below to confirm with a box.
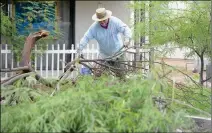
[1,74,198,132]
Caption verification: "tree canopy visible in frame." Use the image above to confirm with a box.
[129,1,211,84]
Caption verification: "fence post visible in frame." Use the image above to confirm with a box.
[46,44,49,78]
[35,45,37,72]
[71,44,75,78]
[40,48,43,77]
[71,44,74,62]
[5,44,8,78]
[11,46,14,77]
[57,44,60,77]
[51,44,54,77]
[92,43,94,65]
[62,43,66,73]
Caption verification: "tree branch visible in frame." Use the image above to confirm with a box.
[1,72,35,86]
[166,98,211,117]
[202,77,211,83]
[28,66,54,88]
[0,66,29,72]
[1,73,20,84]
[188,34,201,57]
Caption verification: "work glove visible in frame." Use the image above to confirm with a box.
[123,38,130,48]
[76,48,82,58]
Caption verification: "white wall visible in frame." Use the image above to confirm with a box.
[167,48,192,59]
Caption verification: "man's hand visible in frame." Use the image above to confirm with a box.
[76,48,81,54]
[76,48,82,58]
[123,38,130,48]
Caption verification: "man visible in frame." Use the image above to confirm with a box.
[76,8,132,79]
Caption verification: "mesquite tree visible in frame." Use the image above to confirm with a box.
[174,2,211,85]
[129,1,211,85]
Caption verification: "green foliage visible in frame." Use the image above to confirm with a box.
[1,76,50,105]
[1,85,48,105]
[174,2,211,57]
[166,84,211,116]
[129,1,211,84]
[130,1,211,57]
[152,63,211,117]
[0,1,63,61]
[0,7,13,40]
[15,1,59,36]
[2,73,207,132]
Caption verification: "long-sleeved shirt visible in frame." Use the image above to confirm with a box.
[78,16,132,58]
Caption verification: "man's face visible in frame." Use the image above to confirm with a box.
[99,19,108,26]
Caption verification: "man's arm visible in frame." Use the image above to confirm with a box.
[77,27,94,52]
[116,18,132,40]
[116,18,132,47]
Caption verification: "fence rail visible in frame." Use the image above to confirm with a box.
[0,43,150,80]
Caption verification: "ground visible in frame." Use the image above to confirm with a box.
[157,58,211,88]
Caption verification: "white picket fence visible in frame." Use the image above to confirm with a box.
[1,43,143,80]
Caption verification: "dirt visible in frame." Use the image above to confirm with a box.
[156,58,211,87]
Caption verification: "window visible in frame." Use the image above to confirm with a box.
[14,1,56,35]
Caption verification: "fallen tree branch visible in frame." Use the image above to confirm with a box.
[59,61,76,80]
[164,76,211,107]
[1,73,20,84]
[166,98,211,117]
[28,66,54,88]
[20,30,49,67]
[1,30,54,88]
[119,60,202,88]
[0,66,29,72]
[1,72,35,86]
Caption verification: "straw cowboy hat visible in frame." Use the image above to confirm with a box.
[92,8,112,21]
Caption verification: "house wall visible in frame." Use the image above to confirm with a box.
[75,1,132,49]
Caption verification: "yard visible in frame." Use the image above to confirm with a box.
[1,1,211,132]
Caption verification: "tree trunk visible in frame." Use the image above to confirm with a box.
[20,30,49,67]
[199,55,204,85]
[1,30,53,87]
